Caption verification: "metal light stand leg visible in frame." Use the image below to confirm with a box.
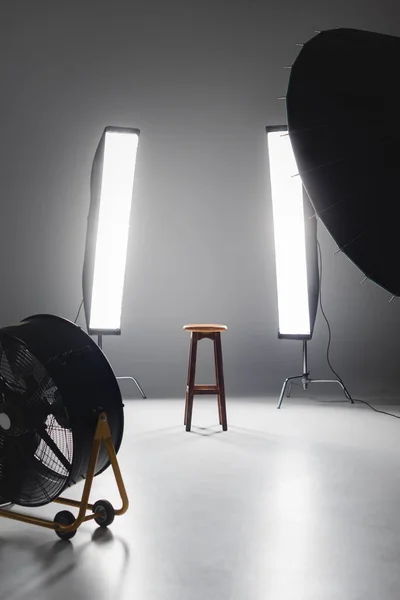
[277,375,304,409]
[116,376,146,399]
[97,335,147,399]
[277,340,353,409]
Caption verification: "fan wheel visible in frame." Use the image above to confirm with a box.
[93,499,115,527]
[54,510,77,540]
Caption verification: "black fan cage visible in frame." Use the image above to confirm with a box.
[0,315,124,507]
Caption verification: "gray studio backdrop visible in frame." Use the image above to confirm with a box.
[1,0,400,399]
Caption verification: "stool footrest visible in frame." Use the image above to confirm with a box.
[193,385,219,395]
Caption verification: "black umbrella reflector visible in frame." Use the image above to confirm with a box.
[286,28,400,295]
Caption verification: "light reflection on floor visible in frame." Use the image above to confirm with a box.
[1,397,400,600]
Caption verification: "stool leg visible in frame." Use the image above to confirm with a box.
[215,332,228,431]
[185,333,198,432]
[184,395,188,426]
[185,332,195,425]
[213,335,222,425]
[217,395,223,425]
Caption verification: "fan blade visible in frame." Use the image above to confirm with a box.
[24,373,55,418]
[0,435,34,502]
[35,425,72,473]
[26,371,51,398]
[14,436,53,504]
[3,344,30,389]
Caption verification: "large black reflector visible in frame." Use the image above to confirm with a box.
[286,28,400,295]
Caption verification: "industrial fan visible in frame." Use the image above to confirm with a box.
[0,314,128,540]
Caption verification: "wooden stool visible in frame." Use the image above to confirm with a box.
[183,324,228,432]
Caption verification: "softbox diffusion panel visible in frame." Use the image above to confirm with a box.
[82,132,105,333]
[82,127,140,335]
[267,125,319,340]
[286,28,400,296]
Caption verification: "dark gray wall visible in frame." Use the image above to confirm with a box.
[1,0,400,399]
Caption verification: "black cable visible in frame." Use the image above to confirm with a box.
[351,398,400,419]
[316,239,353,401]
[317,238,400,419]
[73,299,84,324]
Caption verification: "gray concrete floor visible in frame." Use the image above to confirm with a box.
[1,396,400,600]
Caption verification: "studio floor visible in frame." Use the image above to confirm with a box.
[1,396,400,600]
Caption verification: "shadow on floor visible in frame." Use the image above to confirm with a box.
[188,424,225,436]
[0,527,130,600]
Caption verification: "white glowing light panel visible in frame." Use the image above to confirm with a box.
[89,130,139,332]
[267,130,310,337]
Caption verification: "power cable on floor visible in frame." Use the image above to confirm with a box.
[317,238,400,420]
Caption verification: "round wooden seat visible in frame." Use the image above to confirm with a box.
[183,324,227,333]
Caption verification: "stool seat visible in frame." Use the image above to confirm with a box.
[183,324,227,333]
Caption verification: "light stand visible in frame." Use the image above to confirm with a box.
[267,126,352,410]
[82,127,146,400]
[97,334,146,399]
[277,340,353,408]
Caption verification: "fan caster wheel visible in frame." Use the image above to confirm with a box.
[93,500,115,527]
[54,510,77,540]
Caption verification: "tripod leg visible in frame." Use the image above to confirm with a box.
[278,380,288,409]
[117,376,147,399]
[277,376,303,409]
[130,377,147,399]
